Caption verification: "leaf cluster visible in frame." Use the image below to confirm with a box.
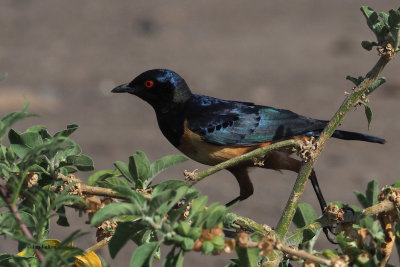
[0,104,95,266]
[361,6,400,51]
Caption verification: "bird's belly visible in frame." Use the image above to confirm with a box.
[177,122,269,166]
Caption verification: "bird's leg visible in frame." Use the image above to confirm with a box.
[309,170,327,212]
[258,152,341,242]
[309,170,338,243]
[225,167,253,207]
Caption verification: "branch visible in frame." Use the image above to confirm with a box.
[363,199,394,215]
[232,215,269,235]
[85,237,111,253]
[287,199,398,247]
[275,241,332,266]
[188,139,303,185]
[0,179,44,262]
[275,54,392,239]
[239,233,333,266]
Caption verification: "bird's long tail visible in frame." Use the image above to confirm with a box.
[331,130,385,144]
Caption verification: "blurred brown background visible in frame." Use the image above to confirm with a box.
[1,1,399,266]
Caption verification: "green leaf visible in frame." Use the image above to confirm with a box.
[156,186,189,217]
[152,180,186,197]
[114,161,135,184]
[222,213,238,228]
[293,203,317,228]
[363,104,373,129]
[395,220,400,261]
[163,249,184,267]
[128,151,151,189]
[0,102,37,142]
[148,155,188,181]
[91,203,140,226]
[130,242,159,267]
[88,169,120,186]
[187,227,202,240]
[109,222,134,258]
[393,179,400,189]
[59,166,77,174]
[111,185,147,206]
[388,8,400,29]
[176,221,191,236]
[346,75,364,86]
[26,164,47,173]
[235,245,260,267]
[0,211,36,234]
[361,6,379,30]
[53,124,79,138]
[201,241,214,255]
[9,130,43,158]
[181,238,194,251]
[18,137,69,169]
[205,205,227,229]
[57,141,82,162]
[284,225,320,246]
[187,196,208,221]
[366,180,379,206]
[361,40,378,51]
[66,154,94,171]
[103,177,131,188]
[354,190,368,208]
[56,206,69,227]
[149,189,176,212]
[52,194,86,210]
[211,236,225,251]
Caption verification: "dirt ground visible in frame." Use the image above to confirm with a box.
[1,1,400,266]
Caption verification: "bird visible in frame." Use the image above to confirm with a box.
[111,69,385,213]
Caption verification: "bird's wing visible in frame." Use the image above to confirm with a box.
[186,95,327,146]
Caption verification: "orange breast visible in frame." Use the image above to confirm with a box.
[177,121,271,166]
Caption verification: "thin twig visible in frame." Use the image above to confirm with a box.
[0,179,45,262]
[57,173,129,199]
[85,237,112,253]
[275,241,331,266]
[233,215,269,235]
[363,199,394,215]
[188,139,303,185]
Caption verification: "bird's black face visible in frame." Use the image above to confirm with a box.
[111,69,192,110]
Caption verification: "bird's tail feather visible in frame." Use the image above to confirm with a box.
[331,130,385,144]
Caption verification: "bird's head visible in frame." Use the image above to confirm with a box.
[111,69,192,110]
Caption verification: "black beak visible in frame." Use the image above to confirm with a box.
[111,83,133,93]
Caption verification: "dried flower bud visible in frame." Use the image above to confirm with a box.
[237,232,249,248]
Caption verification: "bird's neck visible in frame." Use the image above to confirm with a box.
[155,101,188,147]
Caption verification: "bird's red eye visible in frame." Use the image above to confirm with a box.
[144,80,154,88]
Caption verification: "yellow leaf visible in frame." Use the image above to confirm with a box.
[74,251,102,267]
